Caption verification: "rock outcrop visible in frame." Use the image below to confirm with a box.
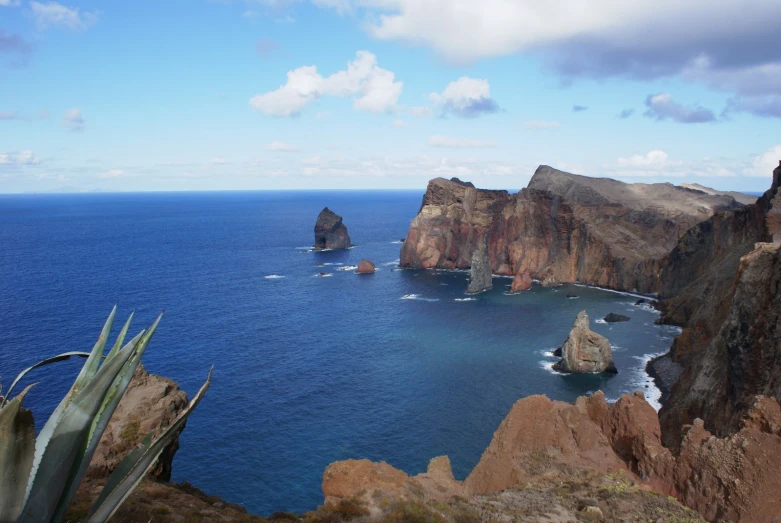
[604,313,630,322]
[465,236,492,294]
[509,269,532,293]
[314,207,351,249]
[553,311,617,374]
[87,363,187,481]
[400,166,745,293]
[322,391,781,522]
[356,259,375,274]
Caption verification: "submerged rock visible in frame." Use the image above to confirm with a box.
[509,269,532,293]
[466,237,492,294]
[635,298,647,305]
[553,311,617,374]
[567,291,578,298]
[314,207,351,249]
[356,259,375,274]
[604,313,630,322]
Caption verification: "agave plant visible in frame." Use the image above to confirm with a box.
[0,307,212,523]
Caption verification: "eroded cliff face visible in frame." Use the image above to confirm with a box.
[323,391,781,522]
[400,166,746,293]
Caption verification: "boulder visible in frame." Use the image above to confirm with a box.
[466,237,492,294]
[604,313,630,322]
[314,207,351,249]
[567,291,578,298]
[356,259,375,274]
[553,311,617,374]
[509,269,532,293]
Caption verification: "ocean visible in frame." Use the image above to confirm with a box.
[0,191,679,515]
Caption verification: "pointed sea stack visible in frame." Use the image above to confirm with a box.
[553,311,617,374]
[314,207,351,249]
[466,237,492,294]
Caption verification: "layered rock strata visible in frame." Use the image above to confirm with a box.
[400,166,745,293]
[314,207,351,249]
[553,311,617,374]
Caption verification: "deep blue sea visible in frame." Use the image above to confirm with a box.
[0,191,679,515]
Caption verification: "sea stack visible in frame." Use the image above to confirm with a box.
[356,259,375,274]
[509,269,532,293]
[314,207,351,249]
[466,237,492,294]
[553,311,617,374]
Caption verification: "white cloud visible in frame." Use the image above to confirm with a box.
[617,150,670,168]
[266,140,298,152]
[62,108,84,131]
[30,1,98,32]
[746,145,781,177]
[0,0,21,7]
[524,120,560,130]
[392,119,407,127]
[0,150,40,166]
[644,93,715,123]
[211,157,230,165]
[429,77,499,117]
[427,135,496,149]
[249,51,402,117]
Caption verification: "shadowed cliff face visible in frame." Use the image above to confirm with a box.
[400,166,746,293]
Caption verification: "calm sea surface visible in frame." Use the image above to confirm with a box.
[0,191,679,514]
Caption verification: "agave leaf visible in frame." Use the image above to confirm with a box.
[17,339,137,523]
[105,312,134,362]
[22,307,119,507]
[0,352,92,409]
[51,315,162,523]
[0,385,35,522]
[86,367,213,523]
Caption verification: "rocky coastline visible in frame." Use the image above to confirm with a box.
[83,163,781,521]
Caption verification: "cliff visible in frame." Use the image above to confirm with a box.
[400,166,745,292]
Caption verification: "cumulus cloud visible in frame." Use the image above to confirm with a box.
[266,140,298,152]
[30,1,98,32]
[429,77,499,118]
[617,108,634,119]
[643,93,715,123]
[0,150,40,166]
[427,135,496,148]
[572,105,588,112]
[524,120,560,130]
[746,144,781,177]
[62,108,84,131]
[617,150,670,168]
[307,1,781,99]
[249,51,402,117]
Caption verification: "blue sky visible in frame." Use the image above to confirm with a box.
[1,0,780,192]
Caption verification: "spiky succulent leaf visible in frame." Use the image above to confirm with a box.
[51,315,161,522]
[17,340,137,523]
[105,312,134,362]
[86,367,213,523]
[0,352,92,409]
[0,385,35,522]
[22,307,118,507]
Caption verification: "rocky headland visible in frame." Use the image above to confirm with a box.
[553,310,617,374]
[313,207,351,249]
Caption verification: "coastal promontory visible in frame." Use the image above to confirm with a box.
[314,207,351,249]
